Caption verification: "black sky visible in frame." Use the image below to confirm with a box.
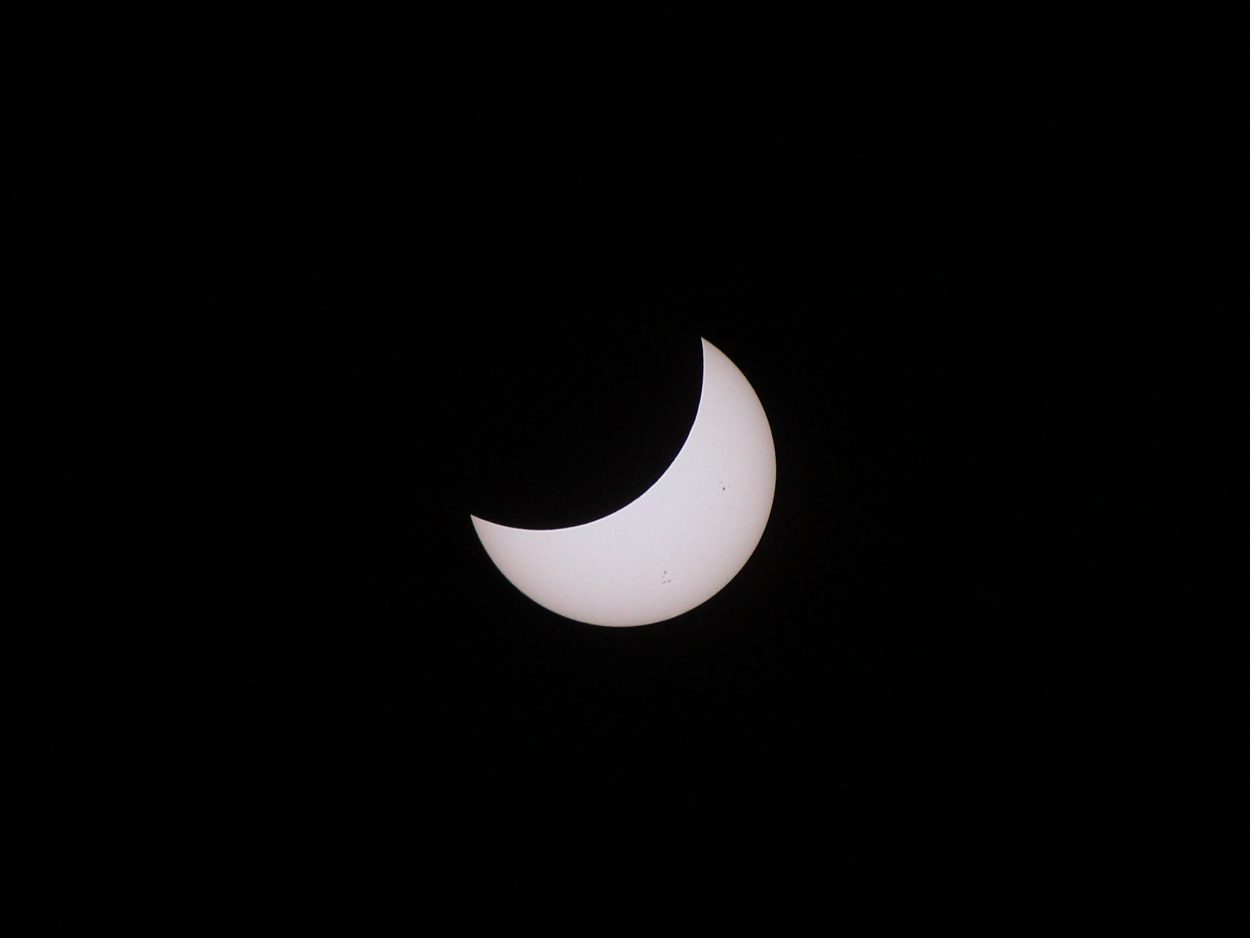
[20,8,1236,933]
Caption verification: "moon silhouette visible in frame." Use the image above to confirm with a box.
[471,337,776,627]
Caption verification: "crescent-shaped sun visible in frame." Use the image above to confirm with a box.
[471,337,776,627]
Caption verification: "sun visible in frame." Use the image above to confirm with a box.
[471,338,775,627]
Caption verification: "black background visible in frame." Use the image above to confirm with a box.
[19,8,1237,932]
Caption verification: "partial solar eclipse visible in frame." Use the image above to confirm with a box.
[471,337,775,627]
